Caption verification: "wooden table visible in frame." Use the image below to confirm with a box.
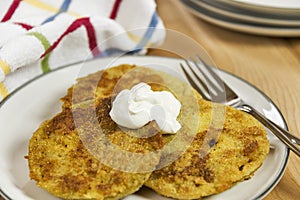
[151,0,300,199]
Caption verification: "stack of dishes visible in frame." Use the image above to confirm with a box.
[180,0,300,37]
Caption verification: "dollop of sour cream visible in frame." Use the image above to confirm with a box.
[109,82,181,133]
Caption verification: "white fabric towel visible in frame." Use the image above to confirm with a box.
[0,0,165,102]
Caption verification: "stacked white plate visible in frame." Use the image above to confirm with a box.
[180,0,300,37]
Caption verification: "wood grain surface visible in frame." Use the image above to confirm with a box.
[151,0,300,199]
[1,0,299,199]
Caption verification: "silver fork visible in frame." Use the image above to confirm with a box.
[180,56,300,157]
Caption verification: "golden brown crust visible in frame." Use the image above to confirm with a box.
[145,100,270,199]
[28,64,200,199]
[28,107,159,199]
[28,64,269,199]
[28,65,169,199]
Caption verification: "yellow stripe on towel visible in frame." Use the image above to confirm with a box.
[127,32,153,48]
[0,83,9,99]
[24,0,80,17]
[0,60,11,75]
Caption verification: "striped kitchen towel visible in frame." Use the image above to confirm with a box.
[0,0,165,102]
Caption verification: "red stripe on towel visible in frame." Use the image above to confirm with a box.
[109,0,122,19]
[42,17,100,57]
[14,22,33,30]
[1,0,22,22]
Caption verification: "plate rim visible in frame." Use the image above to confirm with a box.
[181,0,300,37]
[0,55,290,200]
[196,0,300,27]
[227,0,300,13]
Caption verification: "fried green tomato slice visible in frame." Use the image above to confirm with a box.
[28,64,199,199]
[145,100,270,199]
[28,65,166,199]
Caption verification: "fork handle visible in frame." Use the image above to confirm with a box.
[239,104,300,157]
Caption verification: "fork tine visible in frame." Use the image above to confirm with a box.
[181,56,239,104]
[195,55,239,104]
[183,60,211,95]
[191,59,222,95]
[190,58,225,103]
[195,55,224,92]
[180,62,211,101]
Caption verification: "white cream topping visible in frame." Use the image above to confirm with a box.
[109,82,181,133]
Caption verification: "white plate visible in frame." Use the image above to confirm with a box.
[195,0,300,27]
[0,56,289,200]
[232,0,300,9]
[224,0,300,16]
[181,0,300,37]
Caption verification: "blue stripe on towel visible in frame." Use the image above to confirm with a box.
[134,11,159,52]
[42,0,72,24]
[93,11,160,57]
